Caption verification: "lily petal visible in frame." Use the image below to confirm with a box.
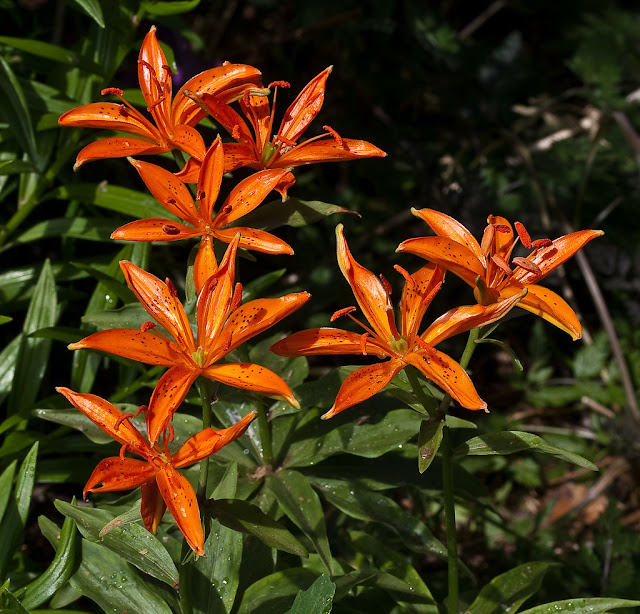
[322,359,404,419]
[196,137,225,221]
[336,224,396,340]
[502,283,583,340]
[422,289,527,346]
[277,137,387,167]
[73,138,167,169]
[172,411,257,467]
[138,26,172,133]
[171,124,206,161]
[156,464,204,556]
[69,328,179,366]
[57,387,151,453]
[147,367,199,444]
[214,226,294,255]
[405,349,487,411]
[400,263,445,341]
[140,479,167,534]
[220,143,262,173]
[58,103,158,140]
[270,327,390,357]
[397,236,484,287]
[193,235,218,295]
[84,457,155,497]
[111,219,199,242]
[202,362,299,408]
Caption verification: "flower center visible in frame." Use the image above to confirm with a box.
[192,347,206,368]
[389,335,409,355]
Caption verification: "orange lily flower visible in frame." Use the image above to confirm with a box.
[397,209,603,340]
[111,137,295,294]
[57,386,255,555]
[58,26,262,170]
[270,225,526,418]
[177,66,386,195]
[69,236,308,443]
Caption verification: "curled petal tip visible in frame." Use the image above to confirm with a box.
[67,342,80,350]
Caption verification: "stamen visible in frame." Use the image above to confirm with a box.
[512,257,542,274]
[268,80,291,89]
[162,224,181,235]
[416,337,437,356]
[147,93,167,112]
[119,444,127,460]
[323,125,344,147]
[514,221,532,249]
[493,224,511,233]
[114,413,134,431]
[161,64,173,77]
[532,238,553,249]
[140,321,156,332]
[138,59,156,78]
[232,125,241,140]
[422,281,443,307]
[243,90,251,106]
[360,332,370,355]
[231,283,243,311]
[166,424,175,442]
[379,274,392,296]
[393,264,414,287]
[165,278,178,298]
[491,253,513,275]
[101,87,124,97]
[481,224,495,257]
[331,306,357,322]
[135,404,148,417]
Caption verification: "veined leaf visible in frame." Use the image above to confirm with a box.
[0,37,102,72]
[284,574,335,614]
[13,217,116,244]
[518,598,640,614]
[68,0,105,27]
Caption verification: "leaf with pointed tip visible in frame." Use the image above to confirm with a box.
[518,598,640,614]
[68,0,105,27]
[418,419,444,473]
[284,574,335,614]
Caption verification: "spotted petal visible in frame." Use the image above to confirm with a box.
[270,327,390,357]
[277,138,387,167]
[111,219,199,242]
[84,457,155,497]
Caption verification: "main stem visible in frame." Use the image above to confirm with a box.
[197,379,216,500]
[438,326,481,614]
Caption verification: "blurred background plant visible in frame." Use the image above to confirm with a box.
[1,0,640,612]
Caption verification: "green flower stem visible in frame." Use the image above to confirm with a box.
[257,404,273,467]
[405,366,435,417]
[196,378,218,500]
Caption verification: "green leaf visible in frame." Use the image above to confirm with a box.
[1,587,29,614]
[55,500,179,587]
[238,197,357,231]
[266,470,333,572]
[34,408,129,444]
[0,336,20,406]
[15,441,38,524]
[418,419,444,473]
[191,518,242,614]
[70,262,135,303]
[9,260,57,414]
[467,562,557,614]
[43,183,179,220]
[285,408,422,468]
[20,513,78,609]
[0,461,17,524]
[0,37,102,72]
[68,0,105,27]
[0,159,35,175]
[141,0,202,16]
[210,499,308,557]
[236,568,319,614]
[454,431,598,471]
[13,217,117,244]
[284,574,335,614]
[82,303,150,330]
[0,56,40,170]
[518,598,640,614]
[308,476,447,560]
[241,269,286,302]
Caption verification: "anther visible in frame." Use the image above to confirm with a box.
[416,337,437,356]
[393,264,414,286]
[162,224,181,235]
[331,306,356,322]
[481,224,495,257]
[141,321,156,332]
[268,80,291,89]
[379,274,392,296]
[422,281,443,307]
[231,283,243,311]
[101,87,124,96]
[491,253,513,275]
[114,413,134,431]
[512,257,542,274]
[514,221,532,249]
[493,224,511,233]
[232,125,241,140]
[532,238,553,249]
[323,125,343,147]
[165,278,178,298]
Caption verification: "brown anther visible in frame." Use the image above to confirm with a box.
[481,224,495,257]
[512,257,542,274]
[114,413,135,431]
[268,80,291,89]
[119,444,127,460]
[379,274,392,296]
[532,238,553,249]
[102,87,124,96]
[331,306,357,322]
[162,224,181,235]
[493,224,512,233]
[491,253,513,275]
[232,124,241,140]
[416,337,437,356]
[360,332,370,355]
[323,125,344,147]
[222,333,233,352]
[393,264,414,286]
[242,90,251,106]
[231,283,243,311]
[514,221,532,249]
[135,404,148,417]
[165,277,178,298]
[140,321,156,332]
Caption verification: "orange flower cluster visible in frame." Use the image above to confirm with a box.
[58,25,601,555]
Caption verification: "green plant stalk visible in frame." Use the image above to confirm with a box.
[196,378,217,500]
[257,404,273,467]
[405,366,435,417]
[435,326,481,614]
